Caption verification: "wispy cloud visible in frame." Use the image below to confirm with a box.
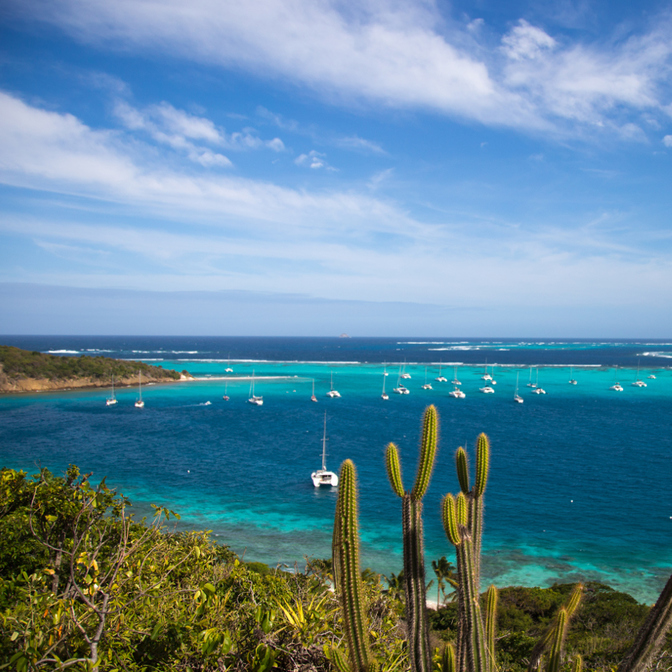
[11,0,672,138]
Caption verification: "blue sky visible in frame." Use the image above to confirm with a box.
[1,0,671,336]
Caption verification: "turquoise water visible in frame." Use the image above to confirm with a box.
[1,337,671,603]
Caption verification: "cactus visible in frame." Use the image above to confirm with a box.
[385,405,439,672]
[332,459,377,672]
[616,572,672,672]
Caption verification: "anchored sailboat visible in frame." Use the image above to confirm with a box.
[134,372,144,408]
[326,372,341,398]
[311,413,338,487]
[106,376,118,406]
[514,371,524,403]
[311,378,318,402]
[248,371,263,405]
[381,371,389,400]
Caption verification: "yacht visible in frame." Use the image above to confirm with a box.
[248,371,263,405]
[421,367,433,390]
[514,372,524,403]
[435,363,448,383]
[381,373,389,400]
[479,386,495,394]
[326,372,341,398]
[106,376,118,406]
[527,366,537,388]
[311,413,338,487]
[310,379,318,402]
[134,372,145,408]
[609,383,623,392]
[450,366,461,386]
[568,366,577,385]
[449,387,466,398]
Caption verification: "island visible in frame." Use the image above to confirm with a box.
[0,345,190,393]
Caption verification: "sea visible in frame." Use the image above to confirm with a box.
[1,336,671,605]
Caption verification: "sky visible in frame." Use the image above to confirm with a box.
[1,0,671,337]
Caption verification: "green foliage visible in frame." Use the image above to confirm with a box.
[0,344,180,383]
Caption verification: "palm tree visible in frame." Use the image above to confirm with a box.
[431,556,458,607]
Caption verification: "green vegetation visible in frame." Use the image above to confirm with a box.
[1,406,671,670]
[0,345,180,386]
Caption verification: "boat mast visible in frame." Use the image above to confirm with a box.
[321,412,327,470]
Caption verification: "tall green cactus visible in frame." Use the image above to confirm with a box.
[385,405,439,672]
[332,459,377,672]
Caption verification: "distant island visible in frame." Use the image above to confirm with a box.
[0,345,189,393]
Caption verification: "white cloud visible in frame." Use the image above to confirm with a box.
[501,20,556,61]
[663,135,672,147]
[295,150,331,170]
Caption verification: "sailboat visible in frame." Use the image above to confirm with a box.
[383,362,389,376]
[481,360,492,381]
[421,367,432,390]
[533,367,546,394]
[527,366,537,388]
[222,379,229,401]
[393,367,409,394]
[248,371,263,405]
[311,379,318,402]
[609,368,623,391]
[514,371,524,403]
[326,371,341,398]
[134,372,145,408]
[400,361,411,379]
[106,376,118,406]
[435,363,448,383]
[632,360,647,387]
[225,353,233,373]
[490,365,497,385]
[569,366,577,385]
[381,372,389,400]
[449,385,465,398]
[450,366,460,385]
[311,413,338,487]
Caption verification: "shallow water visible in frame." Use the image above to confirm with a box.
[1,336,671,603]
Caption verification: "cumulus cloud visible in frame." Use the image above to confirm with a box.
[295,150,333,170]
[663,135,672,147]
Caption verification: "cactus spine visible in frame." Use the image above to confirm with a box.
[332,459,376,672]
[385,405,439,672]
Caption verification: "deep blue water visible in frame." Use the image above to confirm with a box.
[1,336,671,603]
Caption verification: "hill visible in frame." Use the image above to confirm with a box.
[0,344,187,393]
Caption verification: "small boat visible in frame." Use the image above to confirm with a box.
[450,366,460,385]
[527,366,537,388]
[479,386,495,394]
[533,368,545,394]
[311,413,338,487]
[134,371,145,408]
[106,376,118,406]
[435,363,448,383]
[400,361,411,379]
[393,367,410,394]
[248,371,263,405]
[514,372,524,403]
[383,362,389,376]
[648,374,656,379]
[568,366,577,385]
[381,372,389,400]
[632,360,647,387]
[449,387,466,398]
[225,353,233,373]
[490,365,497,385]
[311,379,318,402]
[222,379,229,401]
[326,372,341,398]
[421,367,433,390]
[609,383,623,392]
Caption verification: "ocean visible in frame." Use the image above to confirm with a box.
[1,336,671,604]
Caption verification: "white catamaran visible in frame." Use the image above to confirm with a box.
[106,376,118,406]
[311,413,338,487]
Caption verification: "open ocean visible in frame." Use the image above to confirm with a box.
[1,336,671,604]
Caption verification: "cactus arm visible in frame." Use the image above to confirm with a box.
[333,460,376,672]
[474,434,490,498]
[455,447,470,494]
[572,655,583,672]
[385,443,405,498]
[617,572,672,672]
[547,608,568,672]
[440,643,456,672]
[485,585,498,672]
[442,494,461,547]
[411,405,438,500]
